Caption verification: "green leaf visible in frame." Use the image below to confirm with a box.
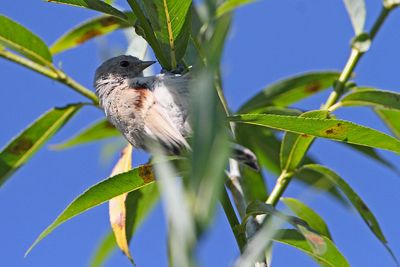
[273,229,349,267]
[281,197,332,239]
[337,88,400,110]
[46,0,129,22]
[89,183,159,267]
[295,168,349,207]
[280,110,328,172]
[51,14,132,55]
[299,164,398,265]
[189,70,230,227]
[241,167,268,202]
[342,143,399,174]
[375,108,400,138]
[52,119,120,150]
[239,72,340,113]
[26,163,157,256]
[216,0,257,18]
[343,0,366,35]
[0,104,82,187]
[90,232,116,267]
[127,0,192,69]
[236,124,348,206]
[230,113,400,154]
[244,201,328,256]
[0,15,52,66]
[206,13,232,66]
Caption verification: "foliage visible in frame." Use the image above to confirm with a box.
[0,0,399,266]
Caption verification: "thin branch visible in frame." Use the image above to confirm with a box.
[220,186,246,253]
[0,49,98,105]
[265,4,396,208]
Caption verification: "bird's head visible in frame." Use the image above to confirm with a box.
[94,55,155,103]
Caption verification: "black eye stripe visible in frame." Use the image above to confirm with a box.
[120,60,130,67]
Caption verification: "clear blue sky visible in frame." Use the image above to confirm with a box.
[1,1,400,266]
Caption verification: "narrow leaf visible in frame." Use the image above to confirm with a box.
[0,104,82,186]
[280,110,327,172]
[338,89,400,110]
[52,119,120,150]
[273,229,349,267]
[244,200,327,255]
[342,143,399,174]
[0,15,52,66]
[90,183,159,267]
[108,145,134,263]
[239,72,339,113]
[300,164,398,265]
[375,108,400,138]
[230,113,400,154]
[216,0,257,18]
[343,0,366,35]
[281,197,332,239]
[26,163,157,255]
[241,167,268,202]
[46,0,129,22]
[189,70,230,226]
[236,124,348,205]
[90,232,116,267]
[127,0,192,68]
[51,14,132,55]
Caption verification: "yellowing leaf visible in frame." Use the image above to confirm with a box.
[108,145,134,263]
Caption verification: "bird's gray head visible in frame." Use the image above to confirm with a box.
[94,55,155,104]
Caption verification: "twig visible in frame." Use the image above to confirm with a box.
[265,4,396,208]
[0,49,98,105]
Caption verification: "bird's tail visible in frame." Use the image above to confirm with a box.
[231,143,259,171]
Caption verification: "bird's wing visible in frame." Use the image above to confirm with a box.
[144,102,190,154]
[153,73,192,135]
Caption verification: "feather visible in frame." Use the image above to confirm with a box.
[144,103,190,154]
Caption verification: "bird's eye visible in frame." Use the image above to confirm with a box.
[120,60,130,67]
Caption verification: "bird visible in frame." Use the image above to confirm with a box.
[94,55,258,170]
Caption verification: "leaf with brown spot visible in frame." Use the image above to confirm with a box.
[239,71,340,113]
[299,164,399,266]
[230,113,400,154]
[50,13,133,55]
[272,229,349,267]
[243,200,328,255]
[26,155,162,256]
[0,104,82,187]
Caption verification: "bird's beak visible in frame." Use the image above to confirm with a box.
[139,60,156,71]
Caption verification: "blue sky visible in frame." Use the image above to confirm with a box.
[1,1,400,266]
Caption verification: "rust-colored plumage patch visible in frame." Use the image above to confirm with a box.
[133,88,150,110]
[139,164,155,183]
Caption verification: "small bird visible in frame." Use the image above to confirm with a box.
[94,55,258,170]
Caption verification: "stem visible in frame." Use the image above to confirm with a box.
[0,49,98,105]
[323,5,392,109]
[265,4,395,208]
[265,171,292,207]
[220,187,246,253]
